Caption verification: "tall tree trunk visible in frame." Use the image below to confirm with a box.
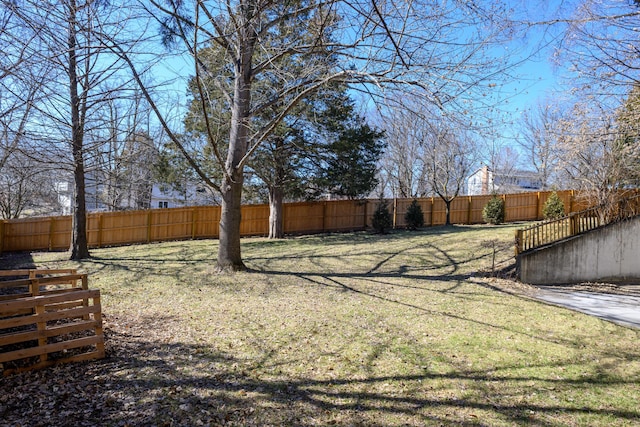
[68,0,89,260]
[70,160,89,259]
[268,186,284,239]
[445,199,452,226]
[268,136,285,239]
[217,34,253,271]
[218,174,245,271]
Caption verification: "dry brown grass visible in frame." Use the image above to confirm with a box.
[1,224,639,426]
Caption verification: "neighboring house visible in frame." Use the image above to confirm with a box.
[150,183,217,209]
[55,181,73,216]
[56,179,217,214]
[467,165,543,195]
[55,171,111,215]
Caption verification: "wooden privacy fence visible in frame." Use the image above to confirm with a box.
[0,269,104,375]
[0,190,578,254]
[515,193,640,255]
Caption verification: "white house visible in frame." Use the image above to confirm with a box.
[467,165,543,195]
[150,183,217,209]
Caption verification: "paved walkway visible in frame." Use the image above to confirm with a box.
[534,289,640,329]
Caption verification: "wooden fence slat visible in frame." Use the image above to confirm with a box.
[3,349,104,376]
[0,304,100,330]
[0,335,103,364]
[0,289,99,311]
[0,320,98,347]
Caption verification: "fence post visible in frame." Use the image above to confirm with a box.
[362,200,367,230]
[430,197,435,226]
[392,198,397,229]
[536,192,541,220]
[191,208,197,239]
[82,274,90,320]
[0,219,3,255]
[467,196,472,224]
[502,194,508,222]
[97,214,103,248]
[569,190,575,213]
[515,229,523,255]
[147,210,153,243]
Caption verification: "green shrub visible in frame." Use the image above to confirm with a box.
[404,199,425,230]
[543,191,565,219]
[372,197,392,234]
[482,195,505,225]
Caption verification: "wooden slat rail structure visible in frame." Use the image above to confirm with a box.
[0,269,104,375]
[515,194,640,255]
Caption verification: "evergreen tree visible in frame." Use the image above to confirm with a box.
[543,191,565,219]
[482,195,505,225]
[372,196,392,234]
[312,94,386,200]
[404,199,425,230]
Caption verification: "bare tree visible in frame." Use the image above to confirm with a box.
[557,1,640,95]
[2,0,142,259]
[85,89,159,211]
[556,102,637,220]
[376,106,431,199]
[524,1,640,213]
[425,118,477,225]
[518,101,563,190]
[0,152,57,219]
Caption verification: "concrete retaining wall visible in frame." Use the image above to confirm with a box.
[518,216,640,284]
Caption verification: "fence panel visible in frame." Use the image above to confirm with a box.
[3,218,52,251]
[430,198,447,226]
[50,217,72,250]
[448,197,471,224]
[240,205,270,236]
[469,195,493,223]
[90,210,150,247]
[505,193,539,222]
[284,202,325,234]
[323,200,368,232]
[151,208,194,241]
[192,206,220,239]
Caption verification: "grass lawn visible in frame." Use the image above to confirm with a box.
[1,224,639,426]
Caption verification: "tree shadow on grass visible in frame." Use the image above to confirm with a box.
[2,320,638,427]
[0,251,36,270]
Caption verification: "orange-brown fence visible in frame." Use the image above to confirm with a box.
[0,269,104,375]
[0,190,578,254]
[515,193,640,255]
